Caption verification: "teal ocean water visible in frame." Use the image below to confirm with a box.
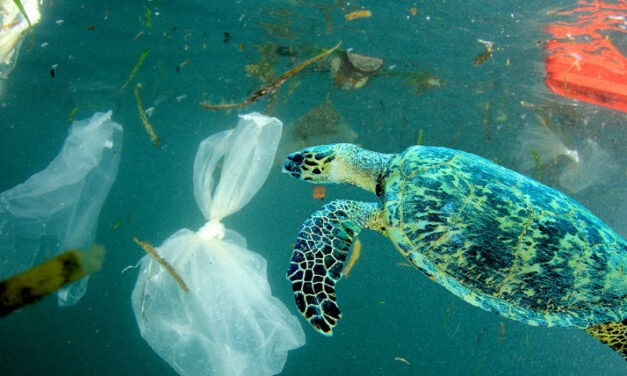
[0,0,625,375]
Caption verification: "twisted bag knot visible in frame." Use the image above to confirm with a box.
[197,220,225,240]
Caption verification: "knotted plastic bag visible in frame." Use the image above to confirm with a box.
[132,113,305,376]
[0,111,123,305]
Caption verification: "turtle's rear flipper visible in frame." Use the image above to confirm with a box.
[585,319,627,361]
[286,199,379,335]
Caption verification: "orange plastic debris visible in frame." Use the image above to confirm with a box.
[341,238,361,277]
[313,185,326,200]
[345,10,372,21]
[544,1,627,113]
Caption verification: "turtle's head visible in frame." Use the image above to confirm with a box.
[283,144,337,182]
[283,143,390,193]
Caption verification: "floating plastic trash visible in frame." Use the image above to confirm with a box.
[275,100,357,173]
[514,125,618,193]
[131,113,305,376]
[285,100,357,148]
[514,125,579,175]
[0,111,123,306]
[330,50,383,90]
[201,43,340,110]
[558,138,618,193]
[544,1,627,112]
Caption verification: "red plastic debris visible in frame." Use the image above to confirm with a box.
[544,1,627,113]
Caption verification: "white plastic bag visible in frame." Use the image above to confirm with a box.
[0,111,123,305]
[132,113,305,376]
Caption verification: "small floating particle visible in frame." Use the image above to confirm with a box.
[409,7,417,16]
[499,320,506,341]
[68,106,80,121]
[519,100,535,108]
[416,128,424,145]
[394,357,411,366]
[345,10,372,21]
[175,60,189,73]
[313,185,326,200]
[111,220,121,231]
[121,49,150,90]
[473,39,493,66]
[342,238,361,277]
[134,238,188,292]
[134,83,161,146]
[87,24,96,31]
[276,45,296,57]
[321,9,332,33]
[144,7,153,28]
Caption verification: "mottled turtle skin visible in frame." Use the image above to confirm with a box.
[283,143,626,358]
[382,146,626,327]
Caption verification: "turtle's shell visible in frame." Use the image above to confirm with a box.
[382,146,626,328]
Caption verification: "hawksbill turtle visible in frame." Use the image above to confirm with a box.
[283,143,627,360]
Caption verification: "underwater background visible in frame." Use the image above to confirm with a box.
[0,0,625,375]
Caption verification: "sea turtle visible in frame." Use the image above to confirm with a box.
[283,143,627,360]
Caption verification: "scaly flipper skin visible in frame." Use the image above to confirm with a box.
[286,200,378,335]
[586,320,627,360]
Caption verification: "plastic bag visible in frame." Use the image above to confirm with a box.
[0,111,123,305]
[132,113,305,376]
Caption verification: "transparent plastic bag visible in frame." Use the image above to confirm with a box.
[132,113,305,376]
[0,111,123,305]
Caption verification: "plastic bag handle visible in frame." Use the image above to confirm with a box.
[193,113,282,222]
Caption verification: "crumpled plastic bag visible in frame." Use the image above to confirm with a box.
[132,112,305,376]
[0,111,123,305]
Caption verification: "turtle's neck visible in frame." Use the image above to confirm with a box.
[329,144,392,194]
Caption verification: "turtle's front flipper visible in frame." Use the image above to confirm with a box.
[585,320,627,361]
[287,199,380,335]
